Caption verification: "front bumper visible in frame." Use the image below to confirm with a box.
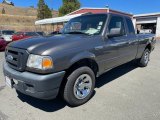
[3,62,65,100]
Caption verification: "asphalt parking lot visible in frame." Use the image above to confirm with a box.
[0,41,160,120]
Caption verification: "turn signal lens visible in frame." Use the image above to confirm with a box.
[42,58,53,69]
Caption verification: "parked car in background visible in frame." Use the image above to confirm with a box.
[36,31,45,36]
[0,37,7,51]
[0,30,15,42]
[140,29,152,34]
[12,32,40,41]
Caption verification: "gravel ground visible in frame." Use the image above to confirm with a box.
[0,41,160,120]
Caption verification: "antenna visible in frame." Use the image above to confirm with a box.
[105,5,109,8]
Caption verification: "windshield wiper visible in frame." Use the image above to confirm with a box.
[67,31,90,36]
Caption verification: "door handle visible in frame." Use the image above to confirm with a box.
[95,46,104,50]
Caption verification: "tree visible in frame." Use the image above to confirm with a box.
[2,8,5,14]
[44,5,52,18]
[59,0,80,16]
[37,0,52,19]
[37,0,45,19]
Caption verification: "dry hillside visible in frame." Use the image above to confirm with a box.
[0,4,58,32]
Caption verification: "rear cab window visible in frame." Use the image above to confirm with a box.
[125,18,135,34]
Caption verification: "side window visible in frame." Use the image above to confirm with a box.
[126,18,135,34]
[108,16,126,36]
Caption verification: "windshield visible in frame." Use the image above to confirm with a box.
[62,14,107,35]
[2,30,15,35]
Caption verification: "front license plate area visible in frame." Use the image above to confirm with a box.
[5,76,13,88]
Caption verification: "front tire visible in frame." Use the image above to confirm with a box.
[138,49,150,67]
[63,66,95,107]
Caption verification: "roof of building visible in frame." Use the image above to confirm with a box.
[67,7,133,17]
[134,12,160,18]
[67,7,109,15]
[35,13,85,25]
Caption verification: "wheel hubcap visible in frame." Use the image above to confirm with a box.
[74,74,92,99]
[144,51,149,64]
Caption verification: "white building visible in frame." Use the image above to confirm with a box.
[133,13,160,38]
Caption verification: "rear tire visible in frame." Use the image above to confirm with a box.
[138,49,150,67]
[63,66,95,107]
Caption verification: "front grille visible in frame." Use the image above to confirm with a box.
[5,47,29,72]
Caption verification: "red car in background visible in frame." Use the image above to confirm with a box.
[12,32,40,41]
[0,37,7,51]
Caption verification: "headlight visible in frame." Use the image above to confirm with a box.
[27,54,53,70]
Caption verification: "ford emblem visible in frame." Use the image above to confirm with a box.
[7,55,13,61]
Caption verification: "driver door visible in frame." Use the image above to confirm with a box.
[103,15,130,70]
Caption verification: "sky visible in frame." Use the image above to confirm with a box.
[1,0,160,14]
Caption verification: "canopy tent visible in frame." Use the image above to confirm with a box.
[35,13,84,25]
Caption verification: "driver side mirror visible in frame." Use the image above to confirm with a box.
[107,28,122,38]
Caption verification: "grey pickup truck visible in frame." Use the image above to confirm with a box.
[3,13,156,106]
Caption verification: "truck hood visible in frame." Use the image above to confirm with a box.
[8,34,91,55]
